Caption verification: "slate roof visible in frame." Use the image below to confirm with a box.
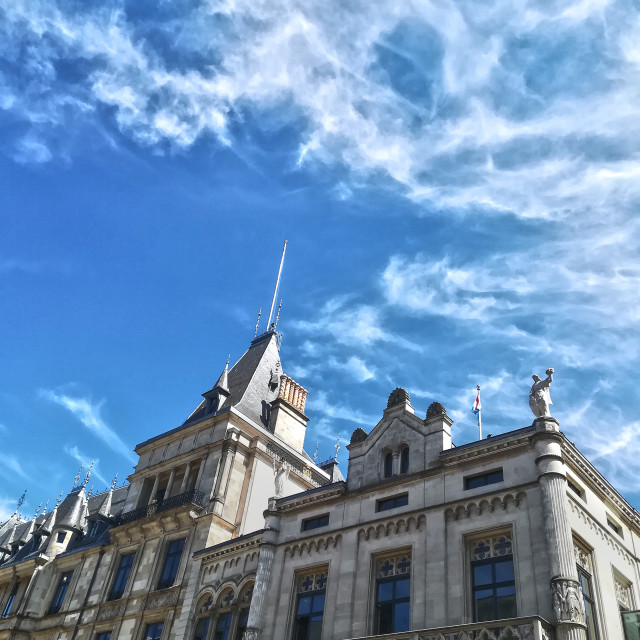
[137,331,282,449]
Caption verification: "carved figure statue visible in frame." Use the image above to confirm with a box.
[529,368,554,418]
[564,581,584,622]
[272,459,287,498]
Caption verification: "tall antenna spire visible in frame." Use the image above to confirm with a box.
[254,307,262,338]
[267,240,288,330]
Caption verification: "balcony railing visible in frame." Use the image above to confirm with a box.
[343,616,554,640]
[113,489,205,527]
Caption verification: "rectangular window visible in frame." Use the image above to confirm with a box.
[622,611,640,640]
[293,569,327,640]
[144,622,164,640]
[235,608,249,640]
[157,538,185,590]
[567,478,585,499]
[374,553,411,634]
[2,582,19,618]
[470,535,516,622]
[302,514,329,531]
[96,633,112,640]
[607,516,622,537]
[56,531,66,543]
[376,494,408,512]
[109,552,135,600]
[464,469,504,490]
[48,571,73,615]
[578,566,600,640]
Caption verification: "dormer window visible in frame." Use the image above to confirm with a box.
[384,453,393,479]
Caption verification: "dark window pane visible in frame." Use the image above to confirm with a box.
[494,560,514,583]
[295,617,309,640]
[395,577,410,599]
[145,622,164,640]
[377,602,393,634]
[311,593,325,613]
[193,618,210,640]
[297,595,312,615]
[466,476,485,489]
[377,581,394,602]
[496,587,517,618]
[308,616,323,640]
[400,449,409,474]
[384,453,393,478]
[302,515,329,531]
[393,601,410,631]
[474,564,493,586]
[475,589,494,622]
[158,539,186,589]
[487,470,504,484]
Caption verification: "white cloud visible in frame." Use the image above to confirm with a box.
[0,452,28,480]
[328,356,375,382]
[63,445,108,487]
[0,496,17,522]
[40,389,135,463]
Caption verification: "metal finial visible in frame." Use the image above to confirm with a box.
[274,299,283,330]
[334,434,341,461]
[33,501,42,519]
[254,307,262,338]
[41,499,50,516]
[267,240,288,330]
[313,442,318,464]
[83,460,94,487]
[88,485,94,497]
[13,489,27,515]
[226,354,230,368]
[111,473,118,491]
[55,490,63,508]
[73,465,83,488]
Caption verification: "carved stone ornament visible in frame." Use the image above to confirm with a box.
[426,401,446,419]
[387,387,410,408]
[615,576,632,608]
[97,601,126,621]
[242,628,259,640]
[551,578,585,624]
[350,427,368,445]
[145,588,179,611]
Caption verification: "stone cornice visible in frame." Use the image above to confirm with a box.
[561,439,640,531]
[440,429,534,465]
[275,484,347,512]
[444,489,529,521]
[195,532,263,563]
[568,496,636,565]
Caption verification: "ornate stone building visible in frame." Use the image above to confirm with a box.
[1,331,639,640]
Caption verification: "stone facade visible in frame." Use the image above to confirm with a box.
[1,332,638,640]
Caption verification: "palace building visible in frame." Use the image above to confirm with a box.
[1,328,639,640]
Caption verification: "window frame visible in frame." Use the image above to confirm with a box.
[578,565,600,640]
[291,569,328,640]
[399,447,409,474]
[109,551,136,601]
[376,494,408,513]
[383,452,393,478]
[157,537,186,590]
[1,582,19,618]
[464,469,504,490]
[301,514,330,532]
[143,621,164,640]
[372,552,412,635]
[48,570,74,615]
[470,555,517,622]
[96,632,112,640]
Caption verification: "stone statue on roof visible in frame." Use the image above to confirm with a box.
[272,459,288,498]
[529,368,554,418]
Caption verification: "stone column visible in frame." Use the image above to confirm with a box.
[532,417,587,640]
[179,461,192,494]
[243,503,279,640]
[165,468,176,499]
[211,443,236,516]
[148,474,160,505]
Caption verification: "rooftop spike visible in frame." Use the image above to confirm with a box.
[33,501,42,519]
[334,434,341,461]
[254,307,262,338]
[274,299,283,330]
[266,240,288,330]
[41,499,50,517]
[73,465,83,489]
[13,489,26,516]
[111,473,118,491]
[83,460,94,487]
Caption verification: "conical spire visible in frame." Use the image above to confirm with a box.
[98,473,118,518]
[214,355,230,393]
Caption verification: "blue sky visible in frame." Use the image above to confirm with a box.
[2,0,640,519]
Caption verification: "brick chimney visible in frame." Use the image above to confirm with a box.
[269,375,309,452]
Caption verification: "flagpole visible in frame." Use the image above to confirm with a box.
[477,384,482,440]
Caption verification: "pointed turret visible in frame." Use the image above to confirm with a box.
[202,355,232,415]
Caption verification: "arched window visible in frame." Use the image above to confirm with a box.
[192,583,254,640]
[213,588,234,640]
[400,448,409,474]
[384,452,393,478]
[235,583,254,640]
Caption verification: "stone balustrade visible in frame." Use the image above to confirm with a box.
[342,616,554,640]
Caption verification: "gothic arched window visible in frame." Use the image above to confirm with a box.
[400,447,409,474]
[384,452,393,478]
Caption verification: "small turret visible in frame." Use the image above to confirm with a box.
[202,356,231,414]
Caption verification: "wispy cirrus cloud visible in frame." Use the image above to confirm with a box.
[40,389,135,463]
[0,452,28,481]
[63,445,108,488]
[2,0,640,224]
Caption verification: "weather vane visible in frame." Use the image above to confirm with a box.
[111,473,118,490]
[334,434,341,461]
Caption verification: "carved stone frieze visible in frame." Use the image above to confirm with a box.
[285,534,341,558]
[242,629,259,640]
[144,587,179,611]
[357,514,425,541]
[615,575,632,608]
[551,578,586,625]
[96,600,126,621]
[445,492,526,521]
